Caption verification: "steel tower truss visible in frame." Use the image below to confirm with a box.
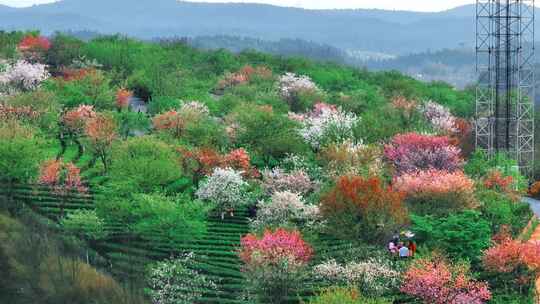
[476,0,535,174]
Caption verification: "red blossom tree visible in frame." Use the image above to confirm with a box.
[320,175,408,241]
[401,254,491,304]
[84,114,117,172]
[483,169,514,193]
[179,147,258,183]
[115,88,133,110]
[18,35,51,62]
[39,159,87,194]
[482,237,540,292]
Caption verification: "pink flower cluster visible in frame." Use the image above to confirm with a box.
[401,256,491,304]
[392,169,474,197]
[384,133,463,174]
[0,104,39,121]
[62,105,97,134]
[239,228,313,268]
[483,238,540,276]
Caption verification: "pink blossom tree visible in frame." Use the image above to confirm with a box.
[239,228,313,303]
[384,132,463,174]
[401,254,491,304]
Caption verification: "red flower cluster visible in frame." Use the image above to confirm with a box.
[483,170,514,193]
[85,114,117,146]
[180,147,258,179]
[401,255,491,304]
[239,228,313,268]
[320,175,408,238]
[38,159,87,194]
[216,65,273,90]
[0,104,39,121]
[116,88,133,109]
[62,105,97,134]
[18,35,51,52]
[60,68,92,81]
[483,237,540,284]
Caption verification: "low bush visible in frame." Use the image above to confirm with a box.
[411,211,491,263]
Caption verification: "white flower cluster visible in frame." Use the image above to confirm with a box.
[261,168,316,195]
[180,101,210,116]
[147,253,217,304]
[313,258,400,296]
[279,72,319,101]
[0,60,49,91]
[196,167,248,210]
[299,105,359,149]
[251,191,319,231]
[419,100,457,133]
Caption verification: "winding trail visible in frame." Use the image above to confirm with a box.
[522,197,540,303]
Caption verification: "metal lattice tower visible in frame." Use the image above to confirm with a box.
[476,0,535,174]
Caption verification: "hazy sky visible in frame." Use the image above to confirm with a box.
[0,0,478,11]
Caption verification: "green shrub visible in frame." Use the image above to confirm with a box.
[232,103,309,166]
[478,189,533,236]
[0,120,45,184]
[309,287,392,304]
[147,96,182,115]
[411,210,491,263]
[107,136,185,193]
[44,70,115,110]
[61,210,107,241]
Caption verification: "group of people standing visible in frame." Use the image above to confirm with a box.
[388,232,416,258]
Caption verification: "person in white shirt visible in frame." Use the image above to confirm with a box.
[399,244,409,258]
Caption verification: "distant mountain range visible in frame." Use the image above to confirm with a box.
[0,0,500,55]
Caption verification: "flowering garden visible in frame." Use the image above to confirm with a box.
[0,32,538,304]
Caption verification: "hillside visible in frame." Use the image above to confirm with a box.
[0,0,485,54]
[0,32,538,304]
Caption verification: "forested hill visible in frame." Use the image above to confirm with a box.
[0,0,498,54]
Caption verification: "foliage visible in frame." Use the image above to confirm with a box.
[231,103,309,165]
[107,136,184,193]
[0,120,44,183]
[45,69,115,109]
[127,193,210,244]
[251,191,320,231]
[318,141,384,179]
[392,169,475,215]
[401,254,491,304]
[465,151,527,191]
[147,253,217,304]
[384,132,463,174]
[483,169,515,194]
[477,189,532,236]
[61,210,107,241]
[313,257,400,297]
[195,167,248,211]
[411,211,492,262]
[309,287,392,304]
[320,175,408,241]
